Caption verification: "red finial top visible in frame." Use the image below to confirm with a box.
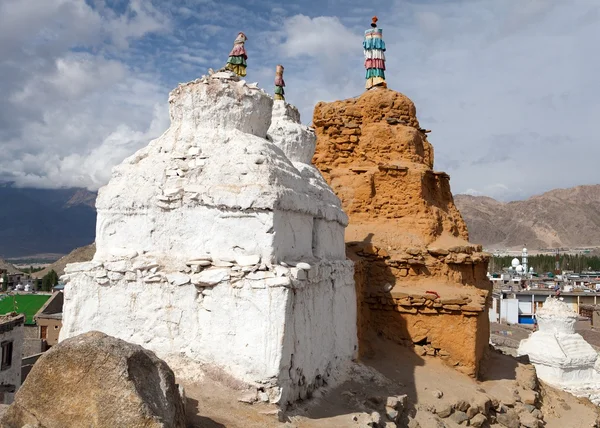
[371,16,378,28]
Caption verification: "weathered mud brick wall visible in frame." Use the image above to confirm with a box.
[313,87,492,377]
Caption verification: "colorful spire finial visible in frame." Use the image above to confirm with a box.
[274,64,285,101]
[225,32,248,77]
[364,17,387,90]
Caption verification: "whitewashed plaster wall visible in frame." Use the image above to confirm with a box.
[93,75,346,265]
[61,72,356,405]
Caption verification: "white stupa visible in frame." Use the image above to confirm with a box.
[60,71,357,405]
[518,297,600,403]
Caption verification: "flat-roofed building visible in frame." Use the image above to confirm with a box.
[34,291,63,349]
[0,313,24,404]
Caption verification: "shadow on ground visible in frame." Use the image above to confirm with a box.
[186,397,226,428]
[283,337,424,426]
[479,347,521,382]
[283,339,535,427]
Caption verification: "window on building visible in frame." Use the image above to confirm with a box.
[1,341,13,371]
[40,326,47,340]
[54,325,59,330]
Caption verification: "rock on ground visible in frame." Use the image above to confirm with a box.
[469,413,487,427]
[175,340,600,428]
[1,331,186,428]
[496,408,520,428]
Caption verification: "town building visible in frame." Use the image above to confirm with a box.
[0,293,53,358]
[0,313,24,404]
[490,289,600,324]
[0,272,34,290]
[34,291,63,349]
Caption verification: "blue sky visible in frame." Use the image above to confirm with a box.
[0,0,598,201]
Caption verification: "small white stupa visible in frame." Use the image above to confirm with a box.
[59,71,357,405]
[518,297,600,403]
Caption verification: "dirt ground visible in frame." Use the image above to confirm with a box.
[182,337,600,427]
[491,322,532,343]
[576,320,600,350]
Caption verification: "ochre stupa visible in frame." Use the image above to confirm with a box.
[313,87,492,376]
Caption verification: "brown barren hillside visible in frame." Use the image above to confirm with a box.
[33,243,95,278]
[455,184,600,249]
[0,258,20,274]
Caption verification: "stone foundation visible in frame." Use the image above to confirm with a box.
[62,256,355,405]
[352,247,490,376]
[365,294,489,376]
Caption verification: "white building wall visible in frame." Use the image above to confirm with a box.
[489,297,499,323]
[518,301,532,315]
[500,299,519,324]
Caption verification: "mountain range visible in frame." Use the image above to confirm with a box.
[0,184,96,258]
[1,183,599,258]
[454,184,600,249]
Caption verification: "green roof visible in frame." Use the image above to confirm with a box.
[0,294,51,325]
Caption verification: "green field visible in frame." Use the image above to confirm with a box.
[0,294,51,325]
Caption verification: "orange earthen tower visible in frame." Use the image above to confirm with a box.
[313,87,492,377]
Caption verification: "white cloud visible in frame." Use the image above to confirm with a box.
[416,11,442,38]
[273,14,365,122]
[91,0,170,49]
[463,189,483,197]
[461,184,520,201]
[174,52,210,66]
[280,15,361,59]
[1,0,599,203]
[0,0,170,190]
[13,103,168,189]
[11,55,127,104]
[0,0,103,59]
[375,0,600,201]
[2,57,169,190]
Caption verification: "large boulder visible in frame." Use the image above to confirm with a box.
[1,331,186,428]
